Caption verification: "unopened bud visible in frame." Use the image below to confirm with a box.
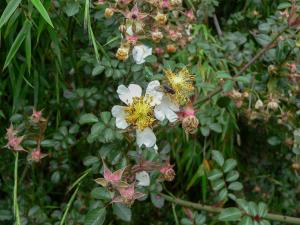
[104,8,114,18]
[268,100,279,110]
[255,99,263,110]
[243,92,249,98]
[116,46,129,61]
[160,164,175,181]
[151,30,163,42]
[155,12,168,25]
[155,47,164,55]
[166,44,176,53]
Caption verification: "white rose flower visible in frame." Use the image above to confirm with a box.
[132,45,152,64]
[111,81,162,148]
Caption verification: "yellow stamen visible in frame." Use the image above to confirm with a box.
[164,68,195,105]
[125,96,155,130]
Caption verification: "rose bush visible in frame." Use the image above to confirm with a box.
[0,0,300,225]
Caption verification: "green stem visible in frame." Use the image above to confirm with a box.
[160,193,300,225]
[13,152,21,225]
[172,203,180,225]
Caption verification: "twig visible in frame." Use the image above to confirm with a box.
[196,26,289,106]
[213,14,223,36]
[161,193,300,224]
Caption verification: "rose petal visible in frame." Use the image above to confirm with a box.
[146,80,163,106]
[111,105,129,129]
[132,45,152,64]
[136,127,156,148]
[154,96,179,122]
[128,84,142,98]
[135,171,150,186]
[117,84,142,104]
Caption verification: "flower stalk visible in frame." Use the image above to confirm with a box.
[160,193,300,225]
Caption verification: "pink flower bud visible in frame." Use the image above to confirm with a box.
[155,47,164,55]
[104,166,125,183]
[113,183,145,206]
[126,35,138,45]
[161,0,170,9]
[160,163,175,181]
[177,102,199,134]
[151,30,163,42]
[31,108,43,123]
[169,30,178,41]
[186,10,195,21]
[28,148,47,162]
[5,124,25,152]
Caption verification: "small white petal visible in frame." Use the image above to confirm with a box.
[111,105,129,129]
[146,80,163,106]
[136,127,156,148]
[117,85,132,105]
[136,171,150,186]
[154,96,179,122]
[132,45,152,64]
[117,84,142,105]
[128,84,142,98]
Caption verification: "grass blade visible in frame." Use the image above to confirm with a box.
[59,184,80,225]
[0,0,22,30]
[25,28,31,73]
[84,0,100,61]
[4,20,31,69]
[13,152,21,225]
[30,0,54,28]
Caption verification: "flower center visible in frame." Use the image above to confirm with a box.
[125,96,155,130]
[165,68,194,105]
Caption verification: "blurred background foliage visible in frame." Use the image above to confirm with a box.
[0,0,300,224]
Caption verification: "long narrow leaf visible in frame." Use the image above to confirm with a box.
[31,0,54,28]
[0,0,22,30]
[4,20,31,69]
[25,28,31,73]
[84,0,100,61]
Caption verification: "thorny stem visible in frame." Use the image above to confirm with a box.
[160,193,300,224]
[196,26,289,106]
[13,152,21,225]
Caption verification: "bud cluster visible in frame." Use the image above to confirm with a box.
[97,0,195,61]
[5,108,48,162]
[95,159,175,206]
